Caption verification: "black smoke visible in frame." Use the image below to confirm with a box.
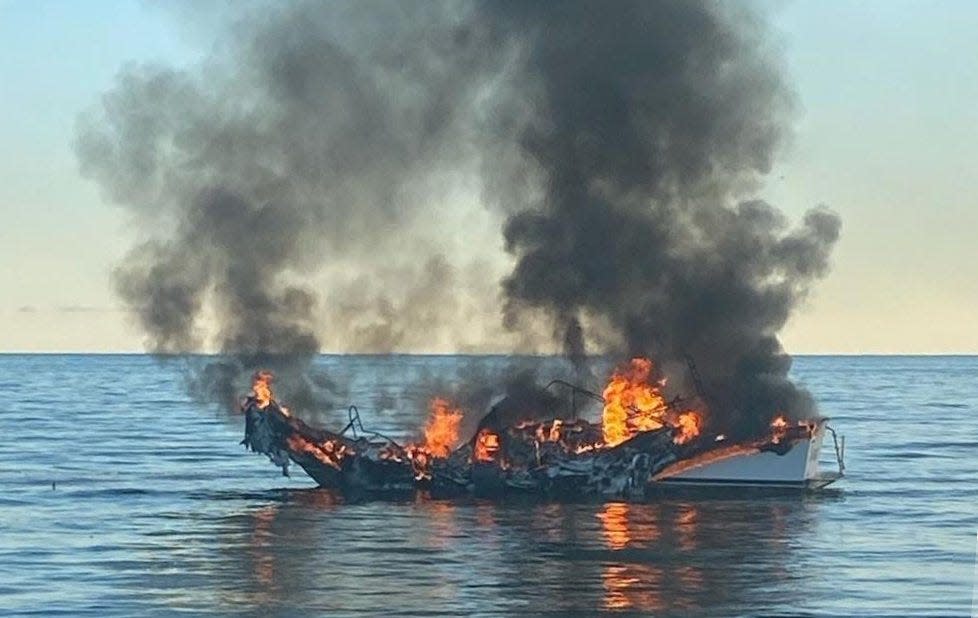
[75,1,502,411]
[77,1,839,433]
[479,1,841,435]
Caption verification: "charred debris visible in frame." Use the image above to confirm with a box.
[241,362,821,499]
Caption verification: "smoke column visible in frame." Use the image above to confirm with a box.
[77,1,839,433]
[479,1,841,435]
[75,1,504,411]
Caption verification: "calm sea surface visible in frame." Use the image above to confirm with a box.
[0,354,975,616]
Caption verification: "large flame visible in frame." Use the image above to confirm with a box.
[601,358,702,447]
[251,370,275,409]
[601,358,669,446]
[398,397,465,481]
[421,397,463,458]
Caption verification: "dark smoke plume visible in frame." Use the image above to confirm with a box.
[75,1,503,410]
[78,1,839,433]
[481,1,841,435]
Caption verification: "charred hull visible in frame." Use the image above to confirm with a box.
[242,401,419,491]
[242,399,843,497]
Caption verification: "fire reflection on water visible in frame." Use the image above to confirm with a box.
[243,504,282,609]
[598,501,704,612]
[219,491,812,615]
[598,502,629,550]
[675,503,699,551]
[244,490,344,608]
[424,498,459,551]
[603,563,665,612]
[249,506,277,590]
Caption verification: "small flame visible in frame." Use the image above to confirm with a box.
[549,418,563,442]
[770,414,788,443]
[672,411,701,445]
[285,434,348,470]
[405,446,432,480]
[421,397,463,458]
[770,415,817,444]
[378,444,403,463]
[533,419,564,443]
[251,370,274,409]
[474,428,500,462]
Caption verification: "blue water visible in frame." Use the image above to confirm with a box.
[0,355,975,616]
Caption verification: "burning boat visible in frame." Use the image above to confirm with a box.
[241,360,844,497]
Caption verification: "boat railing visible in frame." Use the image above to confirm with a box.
[824,422,846,475]
[341,405,404,448]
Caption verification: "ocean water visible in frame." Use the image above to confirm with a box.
[0,354,975,616]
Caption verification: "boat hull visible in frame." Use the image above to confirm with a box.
[655,419,842,489]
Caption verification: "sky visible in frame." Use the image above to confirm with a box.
[0,0,976,354]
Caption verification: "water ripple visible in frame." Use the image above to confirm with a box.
[0,354,975,616]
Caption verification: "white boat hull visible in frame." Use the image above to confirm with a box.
[656,419,843,489]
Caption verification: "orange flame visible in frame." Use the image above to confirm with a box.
[601,358,669,446]
[533,419,564,443]
[673,411,701,445]
[421,397,463,458]
[770,414,817,444]
[285,434,348,470]
[251,370,274,409]
[770,414,788,443]
[473,428,500,462]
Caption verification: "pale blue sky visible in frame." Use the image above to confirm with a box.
[1,0,976,352]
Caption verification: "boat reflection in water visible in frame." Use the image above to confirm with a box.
[206,490,827,615]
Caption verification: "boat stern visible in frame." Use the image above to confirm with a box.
[655,418,845,489]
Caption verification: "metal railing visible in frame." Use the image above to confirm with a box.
[824,423,846,475]
[543,379,605,419]
[340,405,403,448]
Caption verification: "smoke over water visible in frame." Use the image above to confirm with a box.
[77,0,839,431]
[75,1,502,411]
[480,2,842,436]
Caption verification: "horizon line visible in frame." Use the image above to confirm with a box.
[1,351,977,357]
